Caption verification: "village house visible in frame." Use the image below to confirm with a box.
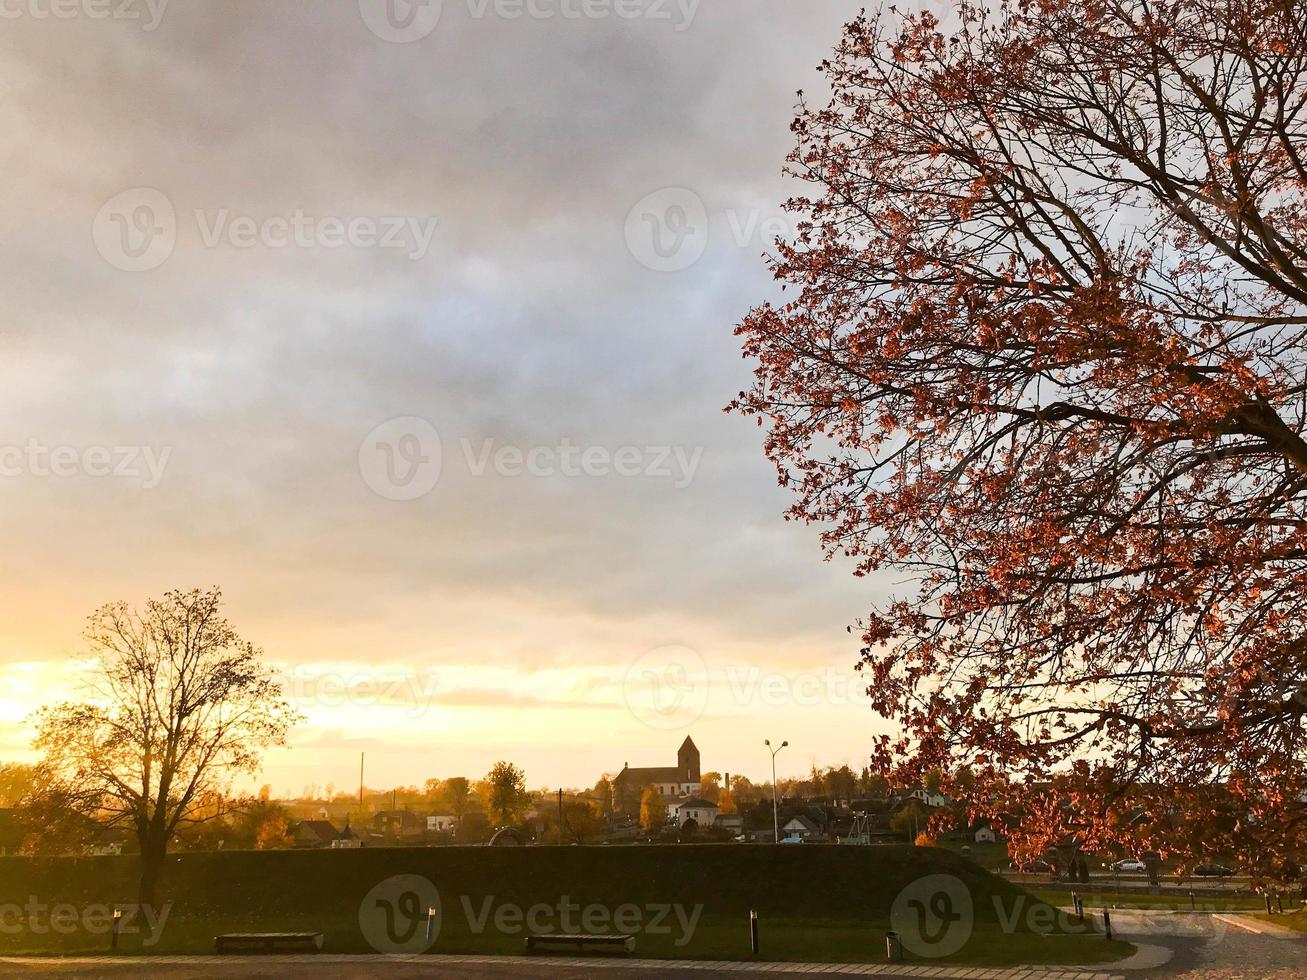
[426,814,457,834]
[669,797,719,829]
[293,819,339,849]
[294,817,361,849]
[371,809,425,841]
[782,814,822,841]
[714,812,745,836]
[899,786,950,809]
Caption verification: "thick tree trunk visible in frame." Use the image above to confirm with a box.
[136,831,168,909]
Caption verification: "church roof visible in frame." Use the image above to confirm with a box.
[614,765,695,784]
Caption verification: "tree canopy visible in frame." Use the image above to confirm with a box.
[35,588,297,902]
[734,0,1307,869]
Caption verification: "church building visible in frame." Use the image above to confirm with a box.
[610,736,701,814]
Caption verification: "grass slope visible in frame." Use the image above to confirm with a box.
[0,844,1132,965]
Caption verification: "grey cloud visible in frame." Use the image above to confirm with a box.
[0,3,873,695]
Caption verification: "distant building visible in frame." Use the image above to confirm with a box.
[611,736,701,813]
[900,787,949,809]
[426,814,457,834]
[670,797,719,829]
[294,817,362,849]
[331,820,361,849]
[293,820,339,849]
[782,815,822,841]
[372,810,425,840]
[714,812,744,836]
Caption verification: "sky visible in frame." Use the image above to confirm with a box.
[0,0,914,797]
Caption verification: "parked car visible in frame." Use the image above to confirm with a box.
[1111,859,1146,872]
[1193,863,1234,877]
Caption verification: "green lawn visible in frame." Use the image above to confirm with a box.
[0,844,1133,967]
[936,839,1011,871]
[1250,909,1307,932]
[1035,888,1268,912]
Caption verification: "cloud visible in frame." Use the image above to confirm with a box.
[0,2,888,787]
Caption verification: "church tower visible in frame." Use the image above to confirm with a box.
[678,736,700,782]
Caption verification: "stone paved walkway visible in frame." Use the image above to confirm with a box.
[8,913,1305,980]
[0,955,1124,980]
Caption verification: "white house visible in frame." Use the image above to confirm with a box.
[974,825,997,844]
[669,797,719,828]
[426,814,457,833]
[904,787,949,808]
[782,815,822,841]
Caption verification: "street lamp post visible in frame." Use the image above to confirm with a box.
[764,739,787,844]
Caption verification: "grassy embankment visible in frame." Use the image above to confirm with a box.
[0,844,1133,966]
[1034,888,1268,912]
[1248,907,1307,932]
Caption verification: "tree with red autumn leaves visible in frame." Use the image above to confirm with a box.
[734,0,1307,875]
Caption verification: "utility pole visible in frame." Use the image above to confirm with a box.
[359,753,364,807]
[558,789,564,845]
[765,739,788,843]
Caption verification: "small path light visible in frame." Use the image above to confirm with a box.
[885,930,902,961]
[1102,909,1113,942]
[749,910,759,955]
[426,906,438,944]
[111,908,124,951]
[1189,890,1195,911]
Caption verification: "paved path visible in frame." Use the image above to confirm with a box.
[1109,911,1306,979]
[3,914,1304,980]
[0,955,1125,980]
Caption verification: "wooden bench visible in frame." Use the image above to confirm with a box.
[524,933,635,956]
[214,932,325,954]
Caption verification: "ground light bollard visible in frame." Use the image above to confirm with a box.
[111,908,124,951]
[885,930,902,961]
[1102,910,1113,942]
[1072,892,1081,922]
[1189,890,1196,911]
[426,907,438,944]
[1277,893,1285,914]
[749,910,759,955]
